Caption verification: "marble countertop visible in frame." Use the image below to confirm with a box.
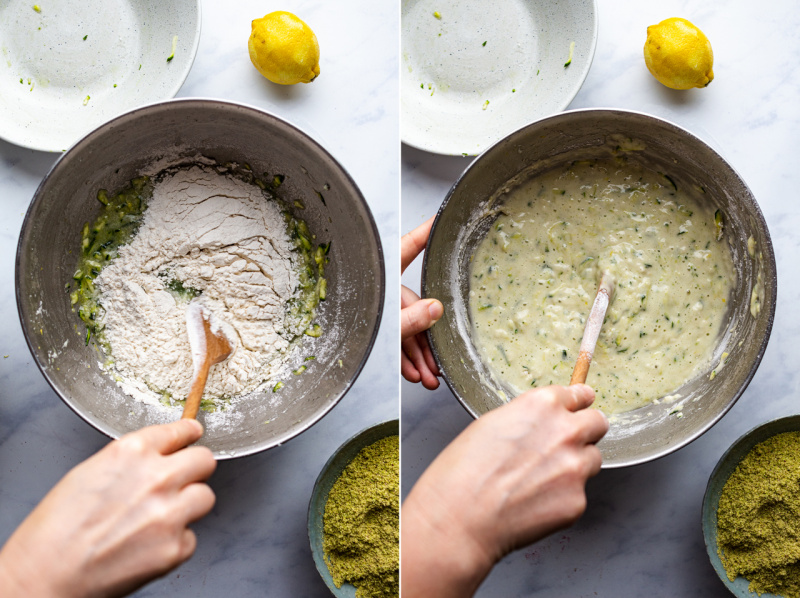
[402,1,799,596]
[0,1,397,596]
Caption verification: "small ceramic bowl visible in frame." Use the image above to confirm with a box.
[401,0,597,155]
[308,419,399,596]
[702,415,800,597]
[0,0,201,152]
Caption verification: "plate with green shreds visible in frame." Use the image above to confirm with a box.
[702,414,800,597]
[401,0,597,156]
[0,0,200,152]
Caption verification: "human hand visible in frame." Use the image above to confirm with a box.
[0,419,217,598]
[401,385,609,598]
[401,216,443,389]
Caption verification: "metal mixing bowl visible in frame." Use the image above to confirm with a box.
[422,108,776,468]
[16,98,384,458]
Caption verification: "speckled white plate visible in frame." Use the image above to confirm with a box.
[401,0,597,156]
[0,0,200,152]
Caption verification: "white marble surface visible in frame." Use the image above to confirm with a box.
[0,1,397,596]
[402,1,800,595]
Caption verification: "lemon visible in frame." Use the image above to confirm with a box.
[643,18,713,90]
[248,11,320,85]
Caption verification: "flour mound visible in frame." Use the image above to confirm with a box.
[96,166,300,405]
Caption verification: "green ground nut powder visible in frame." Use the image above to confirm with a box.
[323,435,399,598]
[716,431,800,597]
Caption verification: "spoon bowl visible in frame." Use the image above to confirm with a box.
[182,302,234,420]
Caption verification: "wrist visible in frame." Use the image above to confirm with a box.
[0,554,22,596]
[0,547,54,598]
[0,529,76,598]
[402,485,495,597]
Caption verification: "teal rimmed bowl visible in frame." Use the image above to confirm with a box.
[307,419,399,596]
[702,414,800,597]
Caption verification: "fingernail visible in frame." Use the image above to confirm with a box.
[186,419,204,436]
[576,384,595,401]
[427,300,443,323]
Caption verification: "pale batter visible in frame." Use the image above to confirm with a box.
[468,158,734,413]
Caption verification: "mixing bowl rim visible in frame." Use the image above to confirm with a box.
[15,97,386,459]
[421,107,776,468]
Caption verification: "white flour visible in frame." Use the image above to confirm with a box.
[95,166,300,406]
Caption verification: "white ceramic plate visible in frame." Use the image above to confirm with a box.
[401,0,597,156]
[0,0,201,152]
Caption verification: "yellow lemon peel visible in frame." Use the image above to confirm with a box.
[644,17,713,90]
[248,11,320,85]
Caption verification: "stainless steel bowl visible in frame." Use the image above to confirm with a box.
[16,98,384,459]
[422,108,776,468]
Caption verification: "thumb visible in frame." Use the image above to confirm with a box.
[402,299,443,340]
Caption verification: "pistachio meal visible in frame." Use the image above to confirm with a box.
[717,431,800,597]
[323,435,399,598]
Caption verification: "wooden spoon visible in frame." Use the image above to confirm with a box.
[570,274,615,385]
[182,302,233,420]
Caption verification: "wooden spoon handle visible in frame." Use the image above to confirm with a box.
[570,277,614,385]
[182,359,211,419]
[570,350,593,385]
